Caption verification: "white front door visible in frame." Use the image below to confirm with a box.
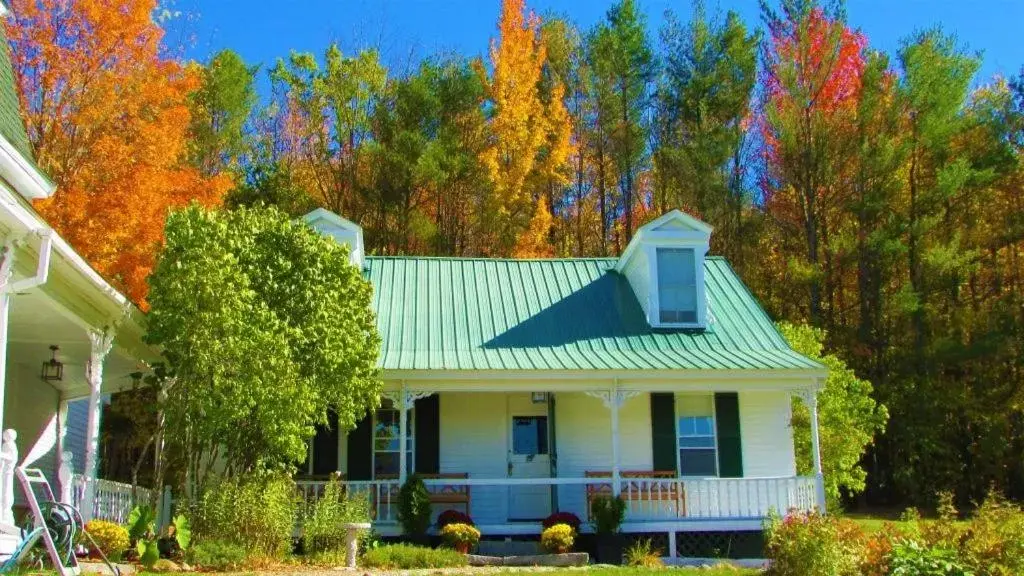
[507,396,551,520]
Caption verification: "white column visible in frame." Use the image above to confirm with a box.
[398,382,408,484]
[56,397,72,504]
[0,242,14,437]
[82,329,114,519]
[610,385,621,496]
[804,388,826,513]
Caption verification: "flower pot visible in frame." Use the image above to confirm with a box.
[455,542,471,554]
[594,533,625,565]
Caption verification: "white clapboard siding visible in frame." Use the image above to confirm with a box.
[739,390,796,477]
[555,392,652,520]
[439,392,509,524]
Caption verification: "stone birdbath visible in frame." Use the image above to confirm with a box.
[343,522,372,568]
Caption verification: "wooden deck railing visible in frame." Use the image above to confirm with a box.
[296,474,820,525]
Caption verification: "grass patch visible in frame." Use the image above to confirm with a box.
[361,543,467,569]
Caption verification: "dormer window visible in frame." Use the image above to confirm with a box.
[656,248,698,324]
[615,210,713,330]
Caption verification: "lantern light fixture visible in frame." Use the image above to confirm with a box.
[41,345,63,381]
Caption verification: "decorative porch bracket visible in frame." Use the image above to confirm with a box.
[793,387,827,513]
[82,329,114,520]
[585,387,640,496]
[382,386,434,484]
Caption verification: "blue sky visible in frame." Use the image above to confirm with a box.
[166,0,1023,90]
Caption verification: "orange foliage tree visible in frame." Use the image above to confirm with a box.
[5,0,230,306]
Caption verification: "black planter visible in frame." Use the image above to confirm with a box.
[594,533,625,565]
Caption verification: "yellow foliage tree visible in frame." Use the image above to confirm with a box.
[512,196,555,258]
[480,0,571,256]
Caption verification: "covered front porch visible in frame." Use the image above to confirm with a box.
[1,212,159,553]
[297,376,827,549]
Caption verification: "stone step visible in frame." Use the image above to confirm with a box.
[477,539,541,557]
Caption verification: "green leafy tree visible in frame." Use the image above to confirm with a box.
[146,205,381,492]
[188,49,258,177]
[656,2,759,267]
[778,322,888,509]
[588,0,655,245]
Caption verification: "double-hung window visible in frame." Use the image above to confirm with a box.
[656,248,698,324]
[676,394,718,476]
[373,399,414,477]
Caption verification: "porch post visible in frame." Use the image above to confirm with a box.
[610,382,621,496]
[0,242,14,437]
[805,387,826,513]
[82,329,114,520]
[56,397,73,504]
[398,381,408,485]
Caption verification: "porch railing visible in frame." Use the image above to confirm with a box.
[296,475,820,525]
[71,474,153,524]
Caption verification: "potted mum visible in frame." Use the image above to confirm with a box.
[591,495,626,564]
[440,523,480,554]
[541,523,575,554]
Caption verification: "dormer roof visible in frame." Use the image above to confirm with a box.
[303,208,365,268]
[615,209,712,273]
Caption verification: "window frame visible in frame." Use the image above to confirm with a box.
[674,393,720,478]
[372,399,414,479]
[648,243,708,329]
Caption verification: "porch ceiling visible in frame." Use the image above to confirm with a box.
[7,288,145,399]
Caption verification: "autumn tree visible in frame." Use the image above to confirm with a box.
[270,46,387,225]
[479,0,571,255]
[760,0,866,326]
[5,0,230,306]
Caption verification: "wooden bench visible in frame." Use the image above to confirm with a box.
[378,473,471,510]
[585,470,685,518]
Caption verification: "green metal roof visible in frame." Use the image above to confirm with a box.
[365,256,823,372]
[0,25,33,162]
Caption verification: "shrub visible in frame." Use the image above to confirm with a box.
[436,509,474,528]
[954,492,1024,575]
[186,538,248,571]
[624,537,664,567]
[541,523,575,554]
[590,495,626,534]
[302,476,372,555]
[188,471,297,558]
[887,540,971,576]
[361,543,467,569]
[397,474,432,537]
[83,520,130,561]
[542,511,582,533]
[764,510,863,576]
[440,523,480,552]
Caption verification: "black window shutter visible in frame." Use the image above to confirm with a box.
[346,411,373,480]
[414,394,440,474]
[715,392,743,478]
[650,393,677,473]
[312,410,340,475]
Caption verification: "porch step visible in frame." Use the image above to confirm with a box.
[477,539,541,557]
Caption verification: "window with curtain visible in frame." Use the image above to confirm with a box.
[373,398,414,477]
[656,247,698,324]
[676,394,718,476]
